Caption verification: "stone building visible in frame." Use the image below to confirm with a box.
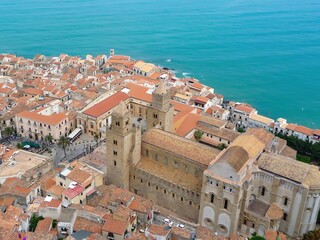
[105,83,320,238]
[199,129,320,238]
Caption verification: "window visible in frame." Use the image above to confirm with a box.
[174,160,178,168]
[210,194,214,204]
[172,193,175,198]
[189,201,192,206]
[204,218,214,227]
[113,139,117,145]
[261,187,266,196]
[154,154,158,161]
[224,199,228,210]
[156,186,159,190]
[218,224,228,234]
[140,179,143,183]
[164,189,167,194]
[180,197,183,201]
[284,197,288,206]
[148,182,151,187]
[113,160,117,166]
[283,213,288,221]
[146,150,149,157]
[113,150,117,156]
[115,121,120,126]
[153,113,158,119]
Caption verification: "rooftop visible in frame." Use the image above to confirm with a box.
[83,91,129,117]
[62,184,85,199]
[0,150,51,180]
[16,110,68,125]
[59,208,77,223]
[102,214,128,235]
[258,152,312,184]
[143,128,220,166]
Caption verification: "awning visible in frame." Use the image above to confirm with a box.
[22,141,40,148]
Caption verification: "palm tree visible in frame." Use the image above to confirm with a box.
[194,130,203,142]
[94,132,99,144]
[44,134,53,146]
[3,126,14,138]
[58,136,70,157]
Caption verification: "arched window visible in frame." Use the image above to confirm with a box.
[210,194,214,204]
[261,186,266,196]
[224,199,228,210]
[284,197,288,206]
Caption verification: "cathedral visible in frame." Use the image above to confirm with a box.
[105,82,320,238]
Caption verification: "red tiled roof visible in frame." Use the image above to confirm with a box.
[235,104,255,114]
[83,92,129,117]
[16,110,68,125]
[102,214,128,235]
[287,124,313,136]
[62,185,85,199]
[194,96,209,104]
[124,83,152,103]
[40,199,61,208]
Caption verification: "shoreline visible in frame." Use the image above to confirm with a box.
[0,52,318,140]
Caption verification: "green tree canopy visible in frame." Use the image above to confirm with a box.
[3,126,14,137]
[29,214,44,232]
[44,134,53,145]
[194,130,203,142]
[58,136,70,157]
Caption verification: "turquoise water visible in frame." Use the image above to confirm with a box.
[0,0,319,127]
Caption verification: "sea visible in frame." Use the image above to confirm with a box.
[0,0,319,128]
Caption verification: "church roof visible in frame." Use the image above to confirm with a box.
[217,146,249,172]
[258,152,320,188]
[142,128,220,166]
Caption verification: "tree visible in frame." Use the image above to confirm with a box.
[44,134,53,146]
[311,143,320,162]
[303,228,320,240]
[250,232,265,240]
[218,143,228,150]
[16,142,22,149]
[194,130,203,142]
[3,126,14,137]
[237,127,245,133]
[29,214,44,232]
[94,132,99,144]
[58,136,70,157]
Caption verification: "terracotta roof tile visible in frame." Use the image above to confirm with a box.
[102,214,128,235]
[16,110,68,125]
[83,92,129,117]
[143,128,220,166]
[74,217,103,234]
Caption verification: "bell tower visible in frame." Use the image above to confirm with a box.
[146,81,174,132]
[106,101,140,190]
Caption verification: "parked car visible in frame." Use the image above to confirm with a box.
[177,224,185,229]
[164,218,173,227]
